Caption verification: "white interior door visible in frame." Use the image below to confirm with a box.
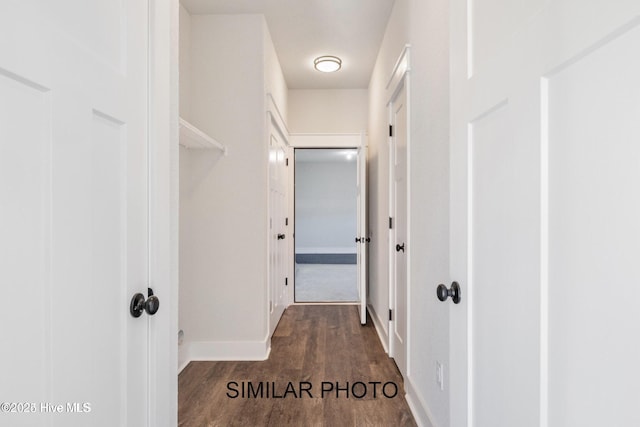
[450,1,640,426]
[390,81,408,377]
[356,145,368,325]
[0,1,150,426]
[268,128,288,336]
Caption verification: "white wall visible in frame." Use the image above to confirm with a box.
[288,89,367,133]
[295,158,357,254]
[264,23,288,123]
[179,12,288,362]
[368,0,450,426]
[406,0,450,425]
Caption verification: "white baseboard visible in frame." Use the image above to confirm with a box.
[405,377,438,427]
[178,338,271,373]
[367,303,389,353]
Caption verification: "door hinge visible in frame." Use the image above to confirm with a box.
[389,217,393,229]
[285,277,288,286]
[389,125,393,137]
[286,158,289,166]
[285,217,289,226]
[389,309,393,321]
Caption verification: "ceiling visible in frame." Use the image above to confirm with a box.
[181,0,396,89]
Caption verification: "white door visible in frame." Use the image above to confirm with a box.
[390,81,408,377]
[268,129,288,336]
[450,1,640,426]
[356,145,368,325]
[0,1,150,426]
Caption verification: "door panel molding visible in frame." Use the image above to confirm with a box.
[0,0,160,424]
[451,1,640,426]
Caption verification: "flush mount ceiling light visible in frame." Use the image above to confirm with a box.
[314,56,342,73]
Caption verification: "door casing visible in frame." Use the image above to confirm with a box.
[387,46,411,378]
[289,133,367,307]
[267,94,290,335]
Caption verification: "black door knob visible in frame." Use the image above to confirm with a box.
[130,293,145,318]
[145,288,160,315]
[277,233,285,240]
[130,288,161,317]
[355,237,362,243]
[437,282,461,304]
[145,295,160,315]
[396,243,405,252]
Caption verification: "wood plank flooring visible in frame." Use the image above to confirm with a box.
[178,305,417,426]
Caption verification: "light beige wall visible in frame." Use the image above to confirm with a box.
[179,14,275,358]
[264,21,288,123]
[288,89,368,133]
[178,3,192,371]
[179,4,191,121]
[188,13,267,343]
[406,0,450,425]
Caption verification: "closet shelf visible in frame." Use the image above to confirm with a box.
[179,118,227,154]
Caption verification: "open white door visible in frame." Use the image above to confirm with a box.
[0,0,153,425]
[356,144,368,325]
[450,1,640,426]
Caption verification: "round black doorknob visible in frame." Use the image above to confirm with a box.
[355,237,362,243]
[130,293,146,318]
[145,295,160,315]
[277,233,286,240]
[130,291,160,317]
[436,285,448,301]
[437,282,461,304]
[396,243,405,252]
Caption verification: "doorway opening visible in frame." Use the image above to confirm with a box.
[294,148,358,303]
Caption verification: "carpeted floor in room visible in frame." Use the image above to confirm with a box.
[294,264,358,302]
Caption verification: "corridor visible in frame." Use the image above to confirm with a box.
[178,306,416,426]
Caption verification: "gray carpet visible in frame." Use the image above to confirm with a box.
[295,263,358,302]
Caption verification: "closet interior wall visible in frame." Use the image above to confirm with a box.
[178,4,288,370]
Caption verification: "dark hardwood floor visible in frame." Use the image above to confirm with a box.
[178,305,417,426]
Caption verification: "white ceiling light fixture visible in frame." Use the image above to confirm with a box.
[314,56,342,73]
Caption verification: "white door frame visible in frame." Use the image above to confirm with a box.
[289,133,367,306]
[387,46,411,374]
[267,93,291,334]
[149,0,178,425]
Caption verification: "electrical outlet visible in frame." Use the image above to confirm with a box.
[436,361,444,391]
